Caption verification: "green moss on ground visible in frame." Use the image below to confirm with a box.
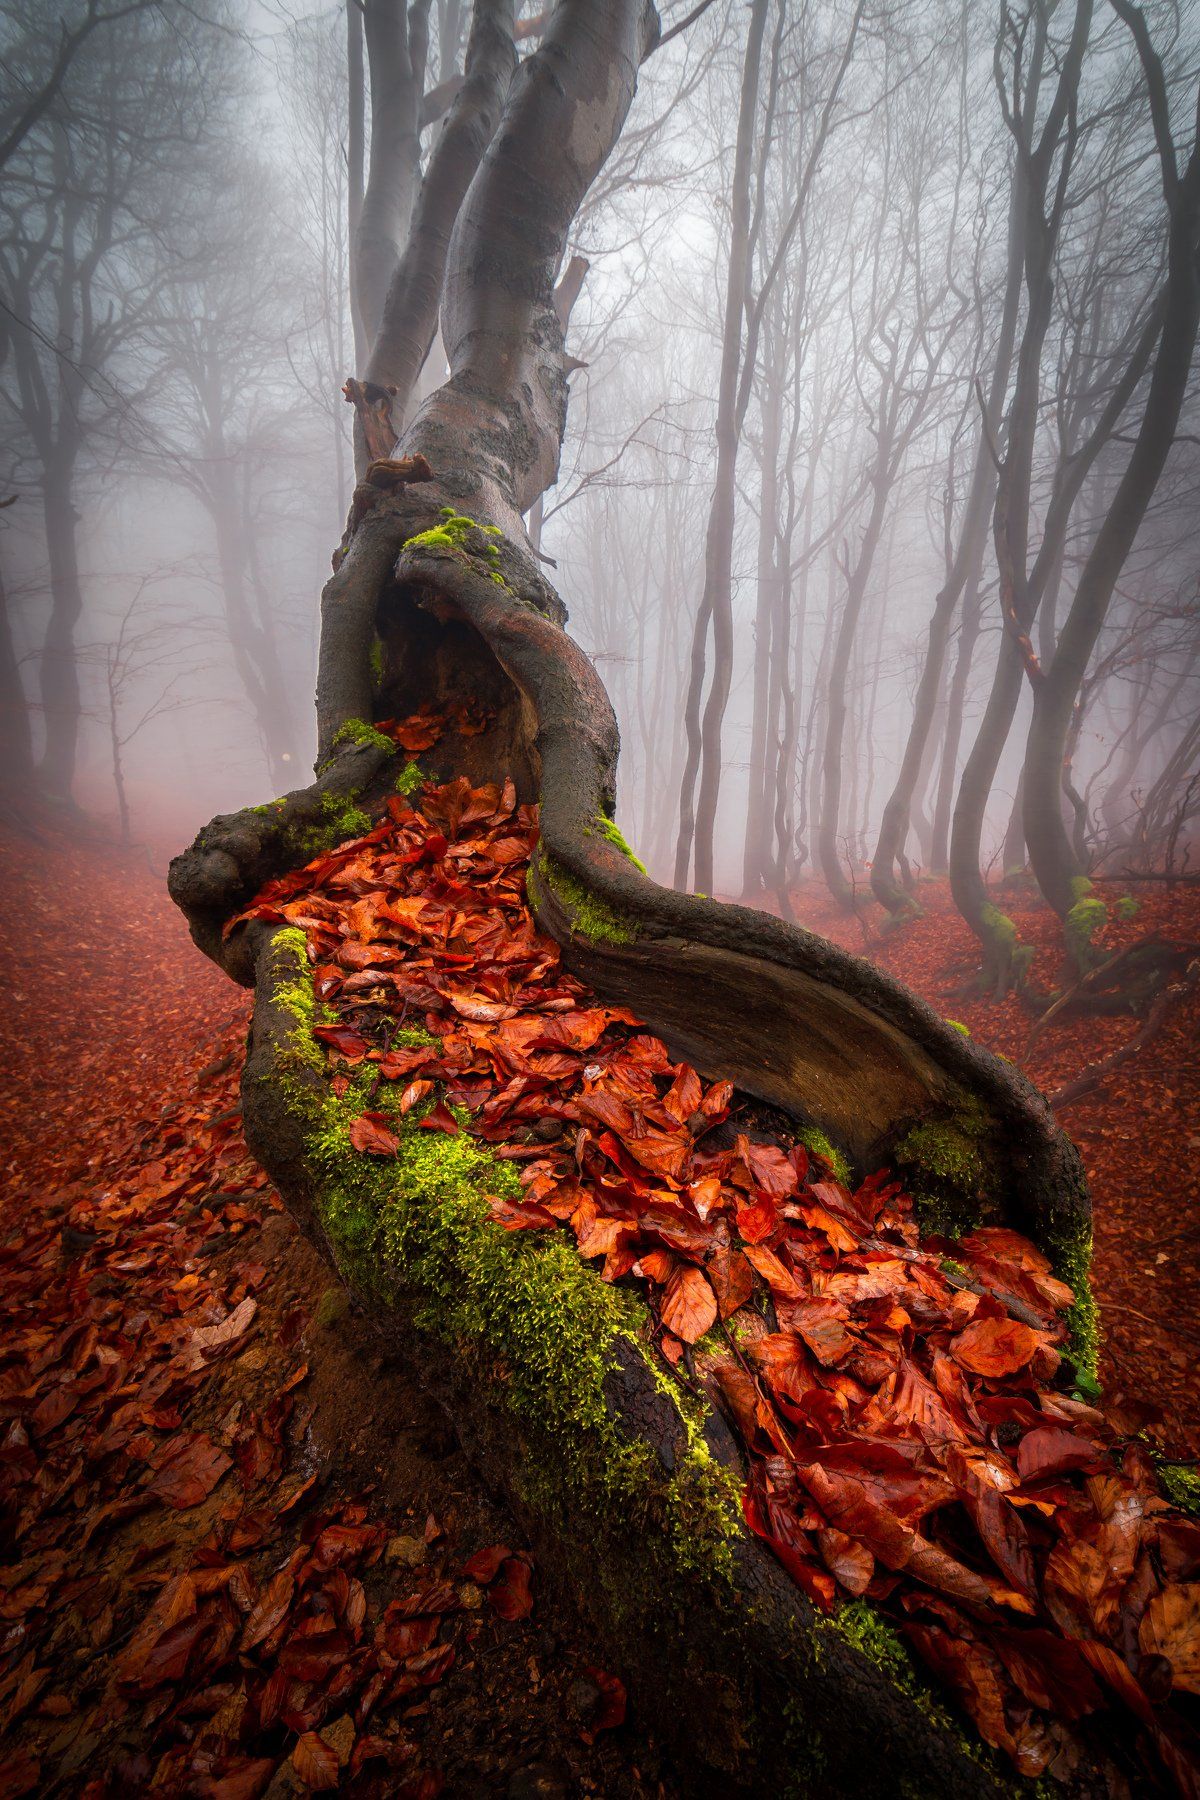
[528,847,639,945]
[395,760,423,796]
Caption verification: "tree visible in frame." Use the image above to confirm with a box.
[170,3,1097,1787]
[0,3,231,804]
[1021,0,1200,918]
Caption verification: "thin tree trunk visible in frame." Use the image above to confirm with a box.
[0,547,35,795]
[347,0,368,371]
[818,479,888,910]
[676,0,769,894]
[37,464,85,802]
[742,357,783,896]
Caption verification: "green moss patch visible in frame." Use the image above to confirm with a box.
[589,813,648,875]
[528,847,639,946]
[894,1105,990,1241]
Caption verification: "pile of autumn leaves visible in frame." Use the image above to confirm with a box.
[236,742,1200,1791]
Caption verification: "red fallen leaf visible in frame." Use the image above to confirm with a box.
[292,1731,340,1791]
[349,1113,400,1156]
[741,1488,837,1612]
[1016,1425,1106,1482]
[782,1297,855,1367]
[748,1332,816,1402]
[486,1197,556,1231]
[637,1247,676,1284]
[150,1433,232,1509]
[740,1136,799,1200]
[490,1557,534,1621]
[1139,1583,1200,1695]
[944,1447,1036,1596]
[577,1666,627,1743]
[699,1078,733,1118]
[313,1523,384,1566]
[312,1024,370,1059]
[278,1629,351,1682]
[239,1572,295,1651]
[989,1626,1105,1720]
[736,1194,777,1243]
[0,1752,40,1798]
[816,1527,874,1596]
[660,1264,717,1344]
[31,1382,78,1436]
[192,1757,276,1799]
[662,1064,702,1123]
[131,1611,211,1689]
[741,1241,801,1300]
[399,1078,434,1113]
[406,1642,456,1685]
[392,1581,459,1617]
[462,1544,511,1585]
[708,1245,754,1319]
[380,1613,439,1661]
[417,1100,461,1135]
[950,1316,1043,1378]
[906,1623,1053,1779]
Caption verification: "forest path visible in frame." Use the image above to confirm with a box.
[783,873,1200,1459]
[0,824,669,1799]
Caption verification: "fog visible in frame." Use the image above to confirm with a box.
[3,0,1197,929]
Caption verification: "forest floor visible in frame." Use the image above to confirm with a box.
[785,872,1200,1461]
[0,823,1196,1797]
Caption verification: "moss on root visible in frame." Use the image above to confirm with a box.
[588,813,648,875]
[797,1126,852,1188]
[894,1105,990,1241]
[1063,879,1108,974]
[257,930,1013,1790]
[293,793,373,859]
[527,846,640,945]
[330,715,396,757]
[1045,1223,1101,1387]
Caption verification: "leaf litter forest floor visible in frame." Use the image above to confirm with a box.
[0,812,1196,1797]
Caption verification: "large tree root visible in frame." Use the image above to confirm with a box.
[170,499,1109,1795]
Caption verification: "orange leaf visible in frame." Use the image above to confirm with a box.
[660,1264,716,1344]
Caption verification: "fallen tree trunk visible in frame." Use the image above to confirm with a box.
[166,3,1129,1790]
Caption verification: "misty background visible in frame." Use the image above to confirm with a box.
[2,0,1197,906]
